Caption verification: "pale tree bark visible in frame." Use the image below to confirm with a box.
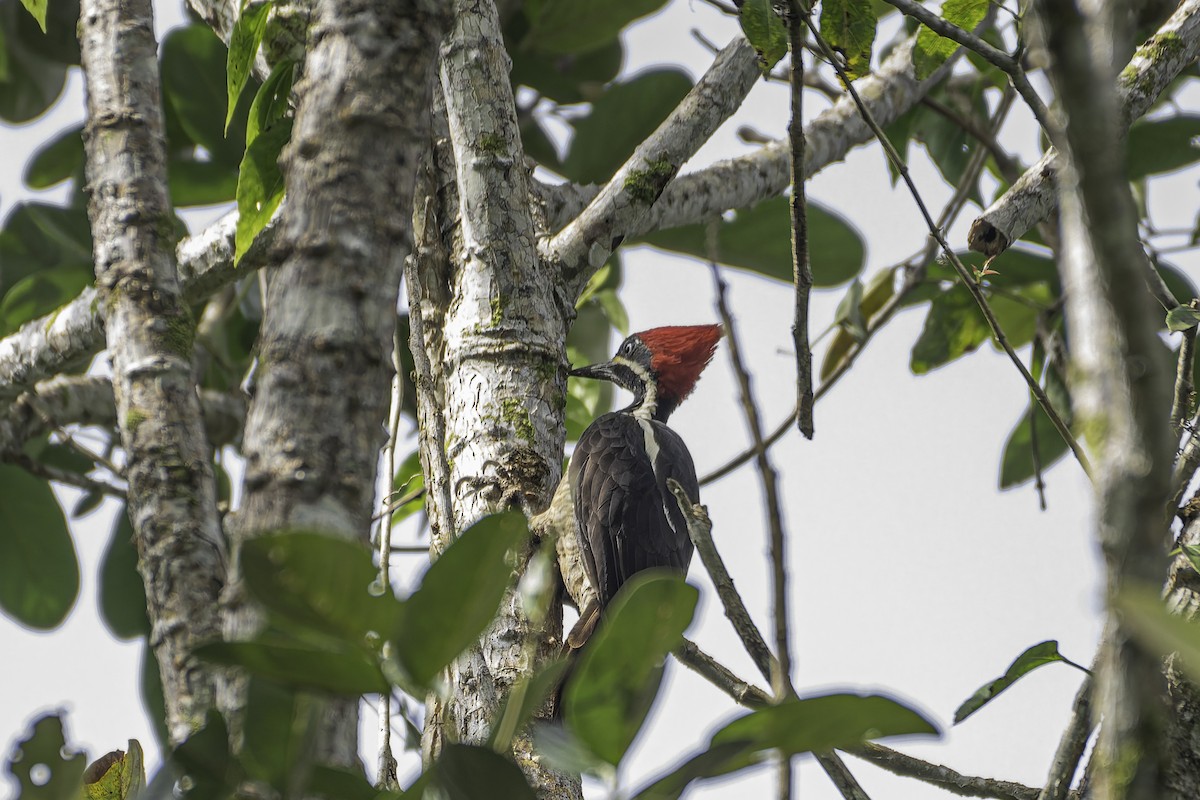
[1036,1,1174,798]
[77,0,226,744]
[1166,511,1200,798]
[222,0,449,767]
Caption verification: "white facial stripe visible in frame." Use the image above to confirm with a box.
[637,417,678,535]
[612,355,657,420]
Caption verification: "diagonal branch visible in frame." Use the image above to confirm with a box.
[544,35,760,299]
[968,0,1200,258]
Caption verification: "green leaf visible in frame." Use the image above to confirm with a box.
[225,0,272,133]
[23,124,83,189]
[912,0,989,80]
[833,278,866,342]
[1179,543,1200,575]
[308,765,387,800]
[641,197,865,287]
[739,0,787,72]
[0,266,92,335]
[565,573,698,765]
[161,25,244,166]
[998,371,1072,490]
[390,450,427,527]
[196,638,389,695]
[170,711,241,800]
[638,694,937,800]
[18,0,47,33]
[561,70,692,184]
[240,530,403,645]
[489,657,571,751]
[82,740,145,800]
[14,0,79,66]
[508,13,620,105]
[1118,585,1200,686]
[235,116,291,264]
[0,202,93,296]
[525,0,668,56]
[424,744,536,800]
[240,679,317,791]
[391,512,529,689]
[1127,115,1200,179]
[5,714,86,800]
[821,267,894,381]
[0,3,67,122]
[1167,306,1200,333]
[593,289,629,335]
[820,0,877,79]
[953,641,1070,724]
[99,506,150,640]
[910,287,990,374]
[0,464,79,629]
[167,158,240,208]
[246,57,294,146]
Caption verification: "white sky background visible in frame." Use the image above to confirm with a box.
[3,0,1198,798]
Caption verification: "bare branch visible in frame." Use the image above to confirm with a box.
[847,743,1052,800]
[969,0,1200,258]
[673,638,772,708]
[544,35,760,298]
[1037,671,1095,800]
[79,0,226,743]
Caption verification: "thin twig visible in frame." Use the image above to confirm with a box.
[847,742,1062,800]
[1173,328,1196,438]
[375,321,405,790]
[674,637,772,708]
[4,453,127,499]
[799,11,1092,481]
[1036,671,1095,800]
[667,480,775,682]
[784,0,813,441]
[20,392,124,477]
[880,0,1054,133]
[918,96,1022,183]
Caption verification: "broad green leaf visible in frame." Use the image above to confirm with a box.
[641,198,865,287]
[908,80,988,200]
[1161,261,1199,308]
[392,512,529,688]
[525,0,667,56]
[519,114,563,172]
[565,573,698,765]
[953,641,1071,724]
[170,711,241,800]
[82,741,145,800]
[99,507,150,640]
[712,693,938,753]
[1127,115,1200,179]
[168,159,240,208]
[240,530,402,645]
[1167,306,1200,333]
[161,25,244,166]
[593,289,629,335]
[508,15,621,105]
[833,278,866,342]
[225,0,272,133]
[0,202,93,295]
[1117,584,1200,685]
[998,379,1072,490]
[910,287,990,374]
[23,124,83,189]
[988,282,1054,352]
[195,638,389,695]
[739,0,787,72]
[489,657,571,751]
[18,0,46,33]
[308,765,389,800]
[240,679,317,790]
[0,4,67,122]
[820,0,876,79]
[912,0,989,80]
[5,714,86,800]
[821,267,894,381]
[561,70,692,184]
[0,266,92,335]
[0,464,79,629]
[424,744,536,800]
[235,116,291,264]
[140,645,169,749]
[638,694,937,800]
[14,0,79,66]
[532,725,613,777]
[247,58,294,145]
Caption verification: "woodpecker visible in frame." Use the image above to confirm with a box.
[563,324,722,648]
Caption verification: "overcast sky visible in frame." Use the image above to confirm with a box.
[3,1,1198,798]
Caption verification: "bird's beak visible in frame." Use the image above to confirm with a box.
[569,360,621,382]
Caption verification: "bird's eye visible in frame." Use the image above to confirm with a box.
[619,341,632,355]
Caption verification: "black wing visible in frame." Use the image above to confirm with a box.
[568,412,698,606]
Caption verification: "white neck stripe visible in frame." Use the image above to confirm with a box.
[613,356,657,420]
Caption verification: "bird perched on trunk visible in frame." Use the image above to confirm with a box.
[563,324,722,650]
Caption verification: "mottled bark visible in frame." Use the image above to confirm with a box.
[223,0,449,768]
[77,0,226,744]
[1165,512,1200,798]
